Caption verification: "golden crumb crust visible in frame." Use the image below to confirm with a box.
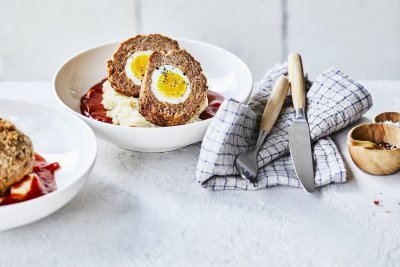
[107,34,180,97]
[0,118,34,196]
[139,49,208,126]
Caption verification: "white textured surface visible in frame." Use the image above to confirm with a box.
[0,81,399,266]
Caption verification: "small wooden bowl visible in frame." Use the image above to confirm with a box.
[374,112,400,124]
[348,123,400,175]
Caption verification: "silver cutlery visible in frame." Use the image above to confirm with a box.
[235,76,290,184]
[288,53,315,193]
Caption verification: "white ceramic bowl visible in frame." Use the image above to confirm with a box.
[0,100,97,231]
[54,38,253,152]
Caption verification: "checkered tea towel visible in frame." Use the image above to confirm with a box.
[196,64,373,190]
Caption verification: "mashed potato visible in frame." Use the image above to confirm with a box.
[102,80,155,127]
[101,80,206,127]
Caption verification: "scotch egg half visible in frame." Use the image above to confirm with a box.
[150,65,191,104]
[125,50,152,86]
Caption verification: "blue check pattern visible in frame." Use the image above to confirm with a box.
[196,64,373,190]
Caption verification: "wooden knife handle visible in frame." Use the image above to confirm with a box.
[260,76,290,132]
[288,53,305,110]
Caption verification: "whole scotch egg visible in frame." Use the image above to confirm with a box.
[107,34,180,97]
[0,118,34,196]
[139,50,208,126]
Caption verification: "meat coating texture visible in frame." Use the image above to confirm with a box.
[139,49,208,126]
[107,34,180,97]
[0,118,34,196]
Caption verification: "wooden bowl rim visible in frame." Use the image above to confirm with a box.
[347,123,400,151]
[374,111,400,123]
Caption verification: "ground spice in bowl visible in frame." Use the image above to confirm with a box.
[377,141,397,150]
[382,120,400,127]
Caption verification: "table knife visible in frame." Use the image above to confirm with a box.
[288,53,315,193]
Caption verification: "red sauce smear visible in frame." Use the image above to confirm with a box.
[80,78,112,123]
[200,90,224,120]
[0,153,59,206]
[80,79,225,124]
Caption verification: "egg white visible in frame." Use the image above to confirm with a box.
[151,65,191,104]
[125,50,152,86]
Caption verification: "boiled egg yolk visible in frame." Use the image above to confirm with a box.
[157,71,187,98]
[125,51,152,86]
[131,54,150,80]
[151,65,191,104]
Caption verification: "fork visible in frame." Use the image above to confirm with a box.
[235,76,290,185]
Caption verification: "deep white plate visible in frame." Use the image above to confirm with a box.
[54,38,253,152]
[0,100,97,231]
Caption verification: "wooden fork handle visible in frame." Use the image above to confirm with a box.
[259,76,290,132]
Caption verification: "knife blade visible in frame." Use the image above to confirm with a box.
[288,53,315,193]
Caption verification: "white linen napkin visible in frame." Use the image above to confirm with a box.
[196,64,373,190]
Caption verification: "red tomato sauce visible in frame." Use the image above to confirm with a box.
[80,78,112,123]
[0,153,59,206]
[80,79,225,124]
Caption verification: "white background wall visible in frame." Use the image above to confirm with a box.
[0,0,399,81]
